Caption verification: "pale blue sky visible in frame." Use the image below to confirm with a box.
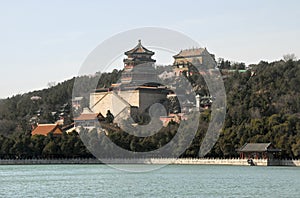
[0,0,299,98]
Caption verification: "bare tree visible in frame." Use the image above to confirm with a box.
[283,53,297,62]
[47,81,57,88]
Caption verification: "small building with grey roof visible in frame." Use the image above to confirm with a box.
[237,143,281,160]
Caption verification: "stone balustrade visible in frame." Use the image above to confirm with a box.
[0,158,299,166]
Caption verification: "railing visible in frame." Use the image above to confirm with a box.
[0,158,102,165]
[0,158,299,166]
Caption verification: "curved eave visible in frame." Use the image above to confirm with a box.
[125,49,154,56]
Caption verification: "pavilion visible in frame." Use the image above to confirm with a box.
[237,143,281,160]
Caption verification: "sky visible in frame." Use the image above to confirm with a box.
[0,0,300,98]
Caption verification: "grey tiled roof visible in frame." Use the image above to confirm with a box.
[173,48,206,58]
[238,143,273,152]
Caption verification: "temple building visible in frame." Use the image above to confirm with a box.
[121,39,157,84]
[75,41,218,127]
[88,40,171,123]
[173,48,216,76]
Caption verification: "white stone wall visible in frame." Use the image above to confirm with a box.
[90,92,107,110]
[90,92,112,116]
[90,92,128,116]
[118,90,139,107]
[1,158,299,166]
[98,158,269,166]
[89,89,168,119]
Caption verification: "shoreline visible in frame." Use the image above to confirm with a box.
[0,158,299,166]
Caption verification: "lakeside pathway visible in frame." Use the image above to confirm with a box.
[0,158,299,166]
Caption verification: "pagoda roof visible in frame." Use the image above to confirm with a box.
[125,40,154,55]
[173,48,207,58]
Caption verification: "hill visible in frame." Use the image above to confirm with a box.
[214,59,300,158]
[0,69,122,136]
[0,60,300,159]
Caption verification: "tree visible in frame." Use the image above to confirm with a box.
[283,54,297,62]
[292,140,300,158]
[42,141,61,158]
[217,58,231,69]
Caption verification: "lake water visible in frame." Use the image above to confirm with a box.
[0,164,299,197]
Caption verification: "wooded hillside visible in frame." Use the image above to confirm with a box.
[1,60,300,159]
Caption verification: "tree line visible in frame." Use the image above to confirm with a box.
[0,60,300,159]
[0,131,92,159]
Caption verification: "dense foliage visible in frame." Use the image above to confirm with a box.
[0,60,300,159]
[214,60,300,158]
[0,130,92,159]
